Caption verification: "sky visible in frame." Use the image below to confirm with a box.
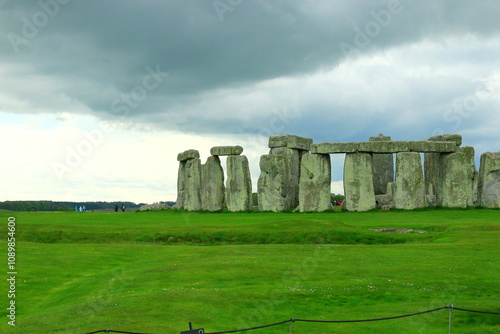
[1,0,499,204]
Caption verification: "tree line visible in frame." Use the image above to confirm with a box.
[0,201,146,212]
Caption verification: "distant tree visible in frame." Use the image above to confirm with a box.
[331,193,345,203]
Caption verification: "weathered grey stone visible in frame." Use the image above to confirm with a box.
[425,147,476,207]
[174,161,187,209]
[478,152,500,208]
[369,133,392,142]
[343,153,376,212]
[311,142,359,154]
[408,141,458,152]
[184,158,202,211]
[426,195,437,207]
[298,153,331,212]
[369,134,394,195]
[358,141,411,153]
[269,147,301,208]
[201,156,225,211]
[440,152,474,208]
[311,141,456,154]
[177,149,200,162]
[269,134,313,150]
[424,152,441,198]
[226,155,252,211]
[210,146,243,156]
[386,182,396,196]
[139,203,171,211]
[375,194,393,208]
[393,152,425,209]
[462,146,479,206]
[257,155,290,212]
[427,134,462,146]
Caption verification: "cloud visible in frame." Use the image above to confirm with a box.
[0,0,499,201]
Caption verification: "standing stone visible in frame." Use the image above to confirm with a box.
[440,152,474,208]
[201,156,225,211]
[184,158,202,211]
[462,146,479,206]
[226,155,252,211]
[478,152,500,208]
[369,134,394,195]
[174,160,187,209]
[298,153,331,212]
[394,152,425,209]
[343,153,376,212]
[258,155,290,212]
[269,147,302,209]
[424,152,441,199]
[424,134,461,204]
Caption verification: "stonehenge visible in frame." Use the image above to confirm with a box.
[175,133,500,212]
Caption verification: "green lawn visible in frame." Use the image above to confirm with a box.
[0,209,498,333]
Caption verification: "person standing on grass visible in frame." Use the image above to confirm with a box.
[121,204,125,212]
[114,204,118,212]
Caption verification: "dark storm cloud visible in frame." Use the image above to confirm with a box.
[1,0,499,139]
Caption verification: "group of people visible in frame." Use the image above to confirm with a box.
[114,204,126,212]
[74,205,87,212]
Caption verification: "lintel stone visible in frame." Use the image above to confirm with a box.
[210,145,243,156]
[427,134,462,146]
[311,141,456,154]
[269,134,313,150]
[311,142,358,154]
[177,149,200,162]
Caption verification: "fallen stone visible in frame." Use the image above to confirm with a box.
[343,153,376,212]
[177,149,200,162]
[426,195,437,207]
[226,155,252,211]
[393,152,425,209]
[370,228,427,233]
[201,156,225,211]
[375,194,393,208]
[139,203,171,211]
[478,152,500,208]
[269,134,313,150]
[298,153,331,212]
[257,155,290,212]
[210,145,243,156]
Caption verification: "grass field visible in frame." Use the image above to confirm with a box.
[0,208,498,333]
